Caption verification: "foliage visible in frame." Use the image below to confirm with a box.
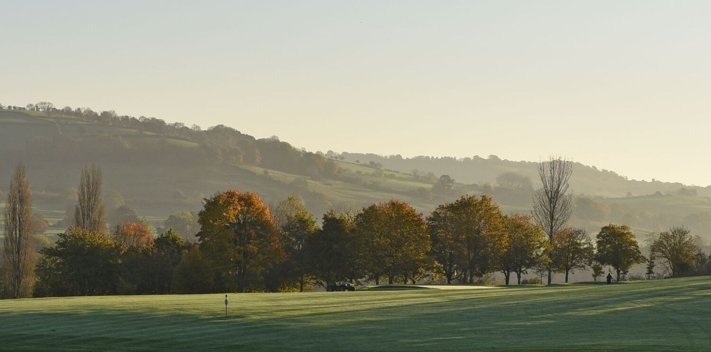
[36,228,120,296]
[163,211,200,242]
[428,195,507,284]
[591,262,604,282]
[197,190,281,292]
[113,222,154,249]
[355,200,430,284]
[171,245,213,293]
[595,224,645,282]
[500,214,547,285]
[550,228,594,283]
[108,205,140,228]
[270,196,318,292]
[305,211,361,286]
[650,227,701,277]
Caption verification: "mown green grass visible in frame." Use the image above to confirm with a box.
[1,277,710,351]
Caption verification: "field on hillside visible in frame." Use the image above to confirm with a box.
[1,277,710,351]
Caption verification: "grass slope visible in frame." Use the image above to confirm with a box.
[1,277,710,351]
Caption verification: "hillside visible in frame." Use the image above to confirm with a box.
[1,105,711,242]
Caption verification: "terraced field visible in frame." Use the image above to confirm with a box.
[1,277,710,351]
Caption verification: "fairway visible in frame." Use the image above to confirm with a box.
[1,278,711,351]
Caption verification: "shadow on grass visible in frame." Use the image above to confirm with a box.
[1,277,710,351]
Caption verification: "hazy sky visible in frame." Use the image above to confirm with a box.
[2,1,711,186]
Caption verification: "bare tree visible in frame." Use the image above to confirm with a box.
[73,164,106,233]
[3,163,35,298]
[533,157,573,285]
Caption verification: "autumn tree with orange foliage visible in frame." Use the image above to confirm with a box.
[113,222,154,249]
[197,190,282,292]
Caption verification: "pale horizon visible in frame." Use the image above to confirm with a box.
[3,1,711,186]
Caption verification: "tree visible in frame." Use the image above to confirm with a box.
[550,228,594,283]
[500,214,547,285]
[595,224,645,282]
[591,262,604,282]
[271,196,317,292]
[355,200,430,285]
[108,205,140,228]
[428,195,506,284]
[172,245,213,293]
[197,190,281,292]
[113,222,154,249]
[650,227,700,277]
[533,157,573,285]
[432,175,455,195]
[163,211,200,242]
[496,172,533,190]
[120,229,185,295]
[645,255,656,280]
[36,228,120,296]
[428,206,465,284]
[73,164,106,233]
[306,211,361,286]
[2,163,35,298]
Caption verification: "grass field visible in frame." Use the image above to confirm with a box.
[1,277,710,351]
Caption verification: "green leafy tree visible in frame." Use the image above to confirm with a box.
[36,228,120,296]
[306,211,361,286]
[595,224,645,282]
[645,255,656,279]
[429,195,506,284]
[197,190,281,292]
[428,205,465,284]
[591,262,604,282]
[172,245,213,293]
[355,200,430,285]
[2,163,35,298]
[500,214,547,285]
[650,227,700,277]
[271,196,318,292]
[550,228,594,283]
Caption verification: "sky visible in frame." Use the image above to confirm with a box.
[2,1,711,186]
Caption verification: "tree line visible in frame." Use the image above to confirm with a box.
[1,160,711,298]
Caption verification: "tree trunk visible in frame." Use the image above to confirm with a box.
[547,269,552,285]
[616,268,621,282]
[565,269,569,283]
[504,271,510,286]
[516,271,522,285]
[299,273,304,292]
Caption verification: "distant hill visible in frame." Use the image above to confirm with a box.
[1,104,711,242]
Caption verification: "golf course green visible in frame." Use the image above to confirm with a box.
[1,277,710,351]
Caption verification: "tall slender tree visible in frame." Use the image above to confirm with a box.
[532,157,573,285]
[3,163,36,298]
[73,164,106,233]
